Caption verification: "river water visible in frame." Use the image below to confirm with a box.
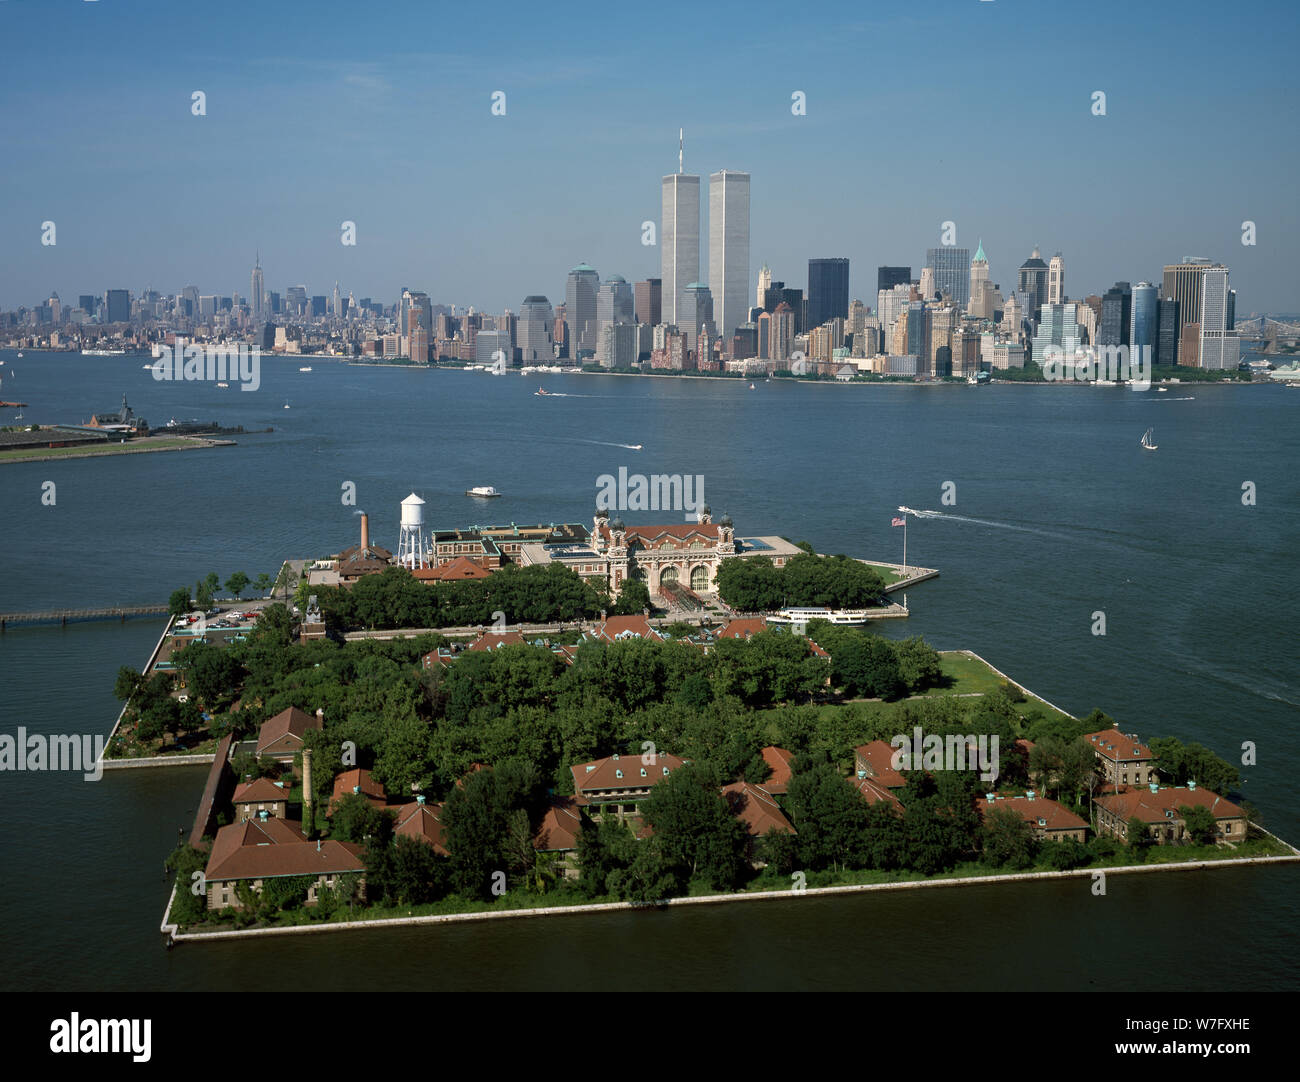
[0,350,1295,991]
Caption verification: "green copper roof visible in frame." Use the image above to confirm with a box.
[974,239,986,263]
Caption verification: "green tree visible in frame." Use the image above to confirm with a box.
[982,806,1038,869]
[640,763,748,890]
[226,571,251,599]
[611,577,651,616]
[1179,805,1218,846]
[1126,815,1153,859]
[330,794,393,845]
[113,666,143,703]
[254,573,273,594]
[168,588,192,617]
[894,637,942,693]
[785,765,871,873]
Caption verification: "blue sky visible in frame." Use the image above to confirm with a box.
[2,0,1298,314]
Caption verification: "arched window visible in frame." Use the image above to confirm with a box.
[690,565,709,591]
[660,566,679,588]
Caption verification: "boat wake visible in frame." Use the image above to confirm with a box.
[1150,396,1196,402]
[899,508,1072,540]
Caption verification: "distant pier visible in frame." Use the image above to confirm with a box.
[0,605,170,630]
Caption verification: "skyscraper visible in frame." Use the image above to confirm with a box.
[250,255,264,320]
[1048,253,1065,305]
[925,247,970,308]
[1161,259,1213,346]
[756,264,772,307]
[105,289,130,323]
[564,263,600,358]
[1198,265,1239,370]
[1157,298,1180,367]
[518,296,555,362]
[634,279,662,326]
[877,266,911,293]
[679,283,715,350]
[661,132,700,328]
[595,276,634,365]
[1130,282,1158,361]
[807,258,849,329]
[708,170,750,342]
[1017,248,1049,325]
[1099,282,1132,347]
[968,242,990,316]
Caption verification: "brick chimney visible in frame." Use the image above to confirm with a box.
[360,512,370,552]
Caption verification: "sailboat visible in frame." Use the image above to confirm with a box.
[1140,427,1157,451]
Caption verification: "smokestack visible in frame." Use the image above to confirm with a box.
[302,746,314,820]
[360,512,370,552]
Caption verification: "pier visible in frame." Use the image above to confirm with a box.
[0,605,170,630]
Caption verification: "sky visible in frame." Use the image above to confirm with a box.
[2,0,1299,315]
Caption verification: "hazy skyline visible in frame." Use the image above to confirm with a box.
[3,0,1298,313]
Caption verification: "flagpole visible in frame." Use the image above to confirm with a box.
[903,515,908,576]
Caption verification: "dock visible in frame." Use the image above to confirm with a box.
[0,605,171,630]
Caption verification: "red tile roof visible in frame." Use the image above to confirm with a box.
[849,774,903,809]
[256,706,322,756]
[1085,726,1153,762]
[715,617,768,639]
[392,800,448,855]
[759,746,794,794]
[570,752,687,797]
[854,740,908,789]
[232,777,289,804]
[330,768,387,810]
[533,796,583,852]
[980,794,1087,832]
[598,522,721,545]
[588,615,664,642]
[412,556,492,581]
[1096,785,1242,824]
[722,781,796,839]
[205,818,365,881]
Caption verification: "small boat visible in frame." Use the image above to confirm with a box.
[466,485,501,498]
[283,403,291,409]
[298,366,313,372]
[749,382,756,390]
[1140,427,1157,451]
[628,444,643,450]
[16,352,22,358]
[216,381,229,388]
[14,412,22,420]
[535,387,552,396]
[1157,387,1168,393]
[142,364,155,369]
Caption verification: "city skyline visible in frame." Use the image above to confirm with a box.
[2,1,1297,313]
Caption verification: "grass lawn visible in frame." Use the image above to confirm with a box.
[0,437,203,462]
[862,563,906,586]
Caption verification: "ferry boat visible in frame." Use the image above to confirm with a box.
[83,348,126,356]
[466,485,501,498]
[767,606,873,627]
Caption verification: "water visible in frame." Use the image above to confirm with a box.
[1,350,1297,991]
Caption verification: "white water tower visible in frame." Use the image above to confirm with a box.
[397,492,428,569]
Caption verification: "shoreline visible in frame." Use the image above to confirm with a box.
[161,841,1300,945]
[0,435,235,465]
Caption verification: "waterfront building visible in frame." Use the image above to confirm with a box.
[925,246,970,308]
[204,818,365,911]
[1157,297,1180,366]
[599,321,638,368]
[518,295,555,362]
[571,751,689,823]
[564,263,600,359]
[807,257,850,330]
[770,301,795,361]
[1198,264,1240,370]
[979,793,1087,843]
[1098,282,1132,347]
[709,170,751,341]
[475,328,511,367]
[1085,726,1155,788]
[1030,302,1083,365]
[1161,258,1213,348]
[1095,784,1245,846]
[680,282,715,350]
[1130,282,1158,361]
[232,777,290,822]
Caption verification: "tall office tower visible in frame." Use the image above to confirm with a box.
[847,299,866,337]
[950,328,981,377]
[47,293,61,325]
[927,306,956,369]
[564,263,600,358]
[1198,265,1239,370]
[404,290,432,338]
[1227,289,1236,330]
[1130,282,1158,361]
[680,282,715,350]
[925,247,970,308]
[105,289,130,323]
[1161,259,1213,345]
[1157,298,1180,367]
[599,322,638,369]
[475,328,511,367]
[905,303,927,370]
[269,291,281,315]
[756,264,772,307]
[634,278,662,326]
[595,277,633,364]
[661,133,700,327]
[732,323,757,359]
[251,255,264,319]
[1030,303,1083,364]
[770,301,795,362]
[1098,282,1132,346]
[311,296,327,318]
[709,170,750,341]
[918,267,936,302]
[968,242,989,315]
[78,294,96,315]
[756,311,771,358]
[778,287,805,334]
[877,266,911,292]
[409,318,429,363]
[877,283,912,348]
[1048,253,1065,304]
[807,258,850,329]
[1002,292,1024,338]
[1017,248,1049,325]
[498,309,517,348]
[286,286,306,316]
[761,279,785,312]
[332,282,341,319]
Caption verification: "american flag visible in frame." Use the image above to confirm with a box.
[891,516,906,527]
